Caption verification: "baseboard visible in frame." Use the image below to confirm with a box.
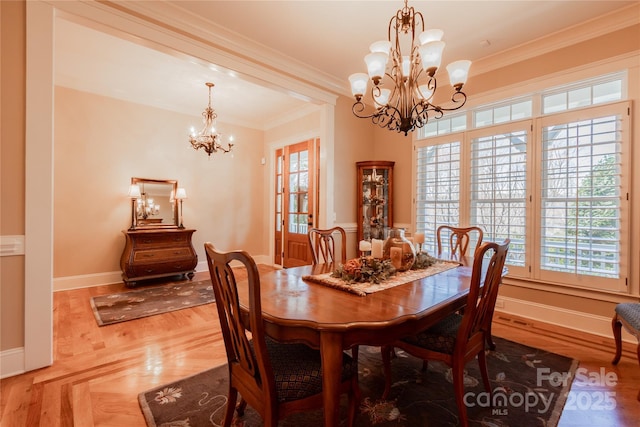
[53,271,124,291]
[1,347,25,379]
[495,295,637,348]
[54,255,276,291]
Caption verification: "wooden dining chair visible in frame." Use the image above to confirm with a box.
[204,243,359,427]
[307,226,347,264]
[381,239,510,427]
[436,225,484,259]
[611,302,640,400]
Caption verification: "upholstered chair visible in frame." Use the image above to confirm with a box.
[612,302,640,401]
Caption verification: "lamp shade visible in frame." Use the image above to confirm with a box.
[419,41,445,75]
[417,84,434,100]
[349,73,369,97]
[418,29,444,44]
[369,40,391,55]
[374,88,391,107]
[364,52,388,81]
[175,187,188,200]
[447,60,472,88]
[128,184,141,199]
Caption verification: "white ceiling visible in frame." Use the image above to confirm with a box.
[54,0,635,130]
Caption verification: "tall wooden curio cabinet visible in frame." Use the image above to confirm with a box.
[357,161,394,246]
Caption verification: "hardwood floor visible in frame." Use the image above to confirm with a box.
[2,268,639,426]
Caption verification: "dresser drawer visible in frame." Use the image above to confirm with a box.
[133,233,190,249]
[130,262,195,278]
[133,247,193,263]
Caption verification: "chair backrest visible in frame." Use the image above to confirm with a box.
[307,226,347,264]
[437,225,484,259]
[457,239,509,349]
[204,243,278,406]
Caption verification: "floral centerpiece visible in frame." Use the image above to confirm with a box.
[411,252,438,270]
[331,256,396,284]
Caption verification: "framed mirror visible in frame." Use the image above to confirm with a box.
[129,178,179,229]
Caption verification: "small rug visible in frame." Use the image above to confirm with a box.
[303,261,461,296]
[139,337,578,426]
[90,279,214,326]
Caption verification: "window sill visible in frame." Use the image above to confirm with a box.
[502,275,640,303]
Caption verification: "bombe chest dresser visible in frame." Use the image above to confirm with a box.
[120,228,197,286]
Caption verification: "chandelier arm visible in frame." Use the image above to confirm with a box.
[435,91,469,112]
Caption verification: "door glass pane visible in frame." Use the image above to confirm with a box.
[290,194,298,212]
[276,213,281,231]
[299,171,308,191]
[277,175,282,192]
[298,214,308,235]
[299,150,308,171]
[288,214,298,233]
[300,194,308,212]
[276,194,282,213]
[290,152,299,172]
[277,155,282,174]
[289,174,298,192]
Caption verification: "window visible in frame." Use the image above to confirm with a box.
[421,113,467,138]
[473,99,532,128]
[414,72,629,293]
[538,103,628,291]
[415,140,460,255]
[469,124,529,273]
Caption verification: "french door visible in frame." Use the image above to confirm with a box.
[274,139,319,267]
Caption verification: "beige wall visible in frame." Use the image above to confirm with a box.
[54,86,267,278]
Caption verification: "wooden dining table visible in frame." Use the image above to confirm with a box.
[240,257,477,427]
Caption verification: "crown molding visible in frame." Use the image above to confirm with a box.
[472,3,640,76]
[102,0,348,97]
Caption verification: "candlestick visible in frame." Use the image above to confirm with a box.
[414,232,425,253]
[371,239,383,258]
[359,240,372,252]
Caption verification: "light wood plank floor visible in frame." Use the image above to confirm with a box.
[2,268,639,426]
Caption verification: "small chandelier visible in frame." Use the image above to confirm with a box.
[348,0,471,136]
[189,82,234,156]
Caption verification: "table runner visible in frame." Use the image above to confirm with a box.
[303,260,460,296]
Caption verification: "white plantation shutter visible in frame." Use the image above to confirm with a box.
[538,102,629,291]
[415,140,460,254]
[469,123,530,275]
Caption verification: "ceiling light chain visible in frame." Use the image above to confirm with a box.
[189,82,234,157]
[349,0,471,136]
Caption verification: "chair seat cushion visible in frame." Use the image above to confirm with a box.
[616,303,640,332]
[401,313,463,354]
[260,337,357,403]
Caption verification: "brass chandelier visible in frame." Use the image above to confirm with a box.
[348,0,471,136]
[189,82,234,156]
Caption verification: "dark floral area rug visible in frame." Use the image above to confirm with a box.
[90,279,214,326]
[139,337,578,426]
